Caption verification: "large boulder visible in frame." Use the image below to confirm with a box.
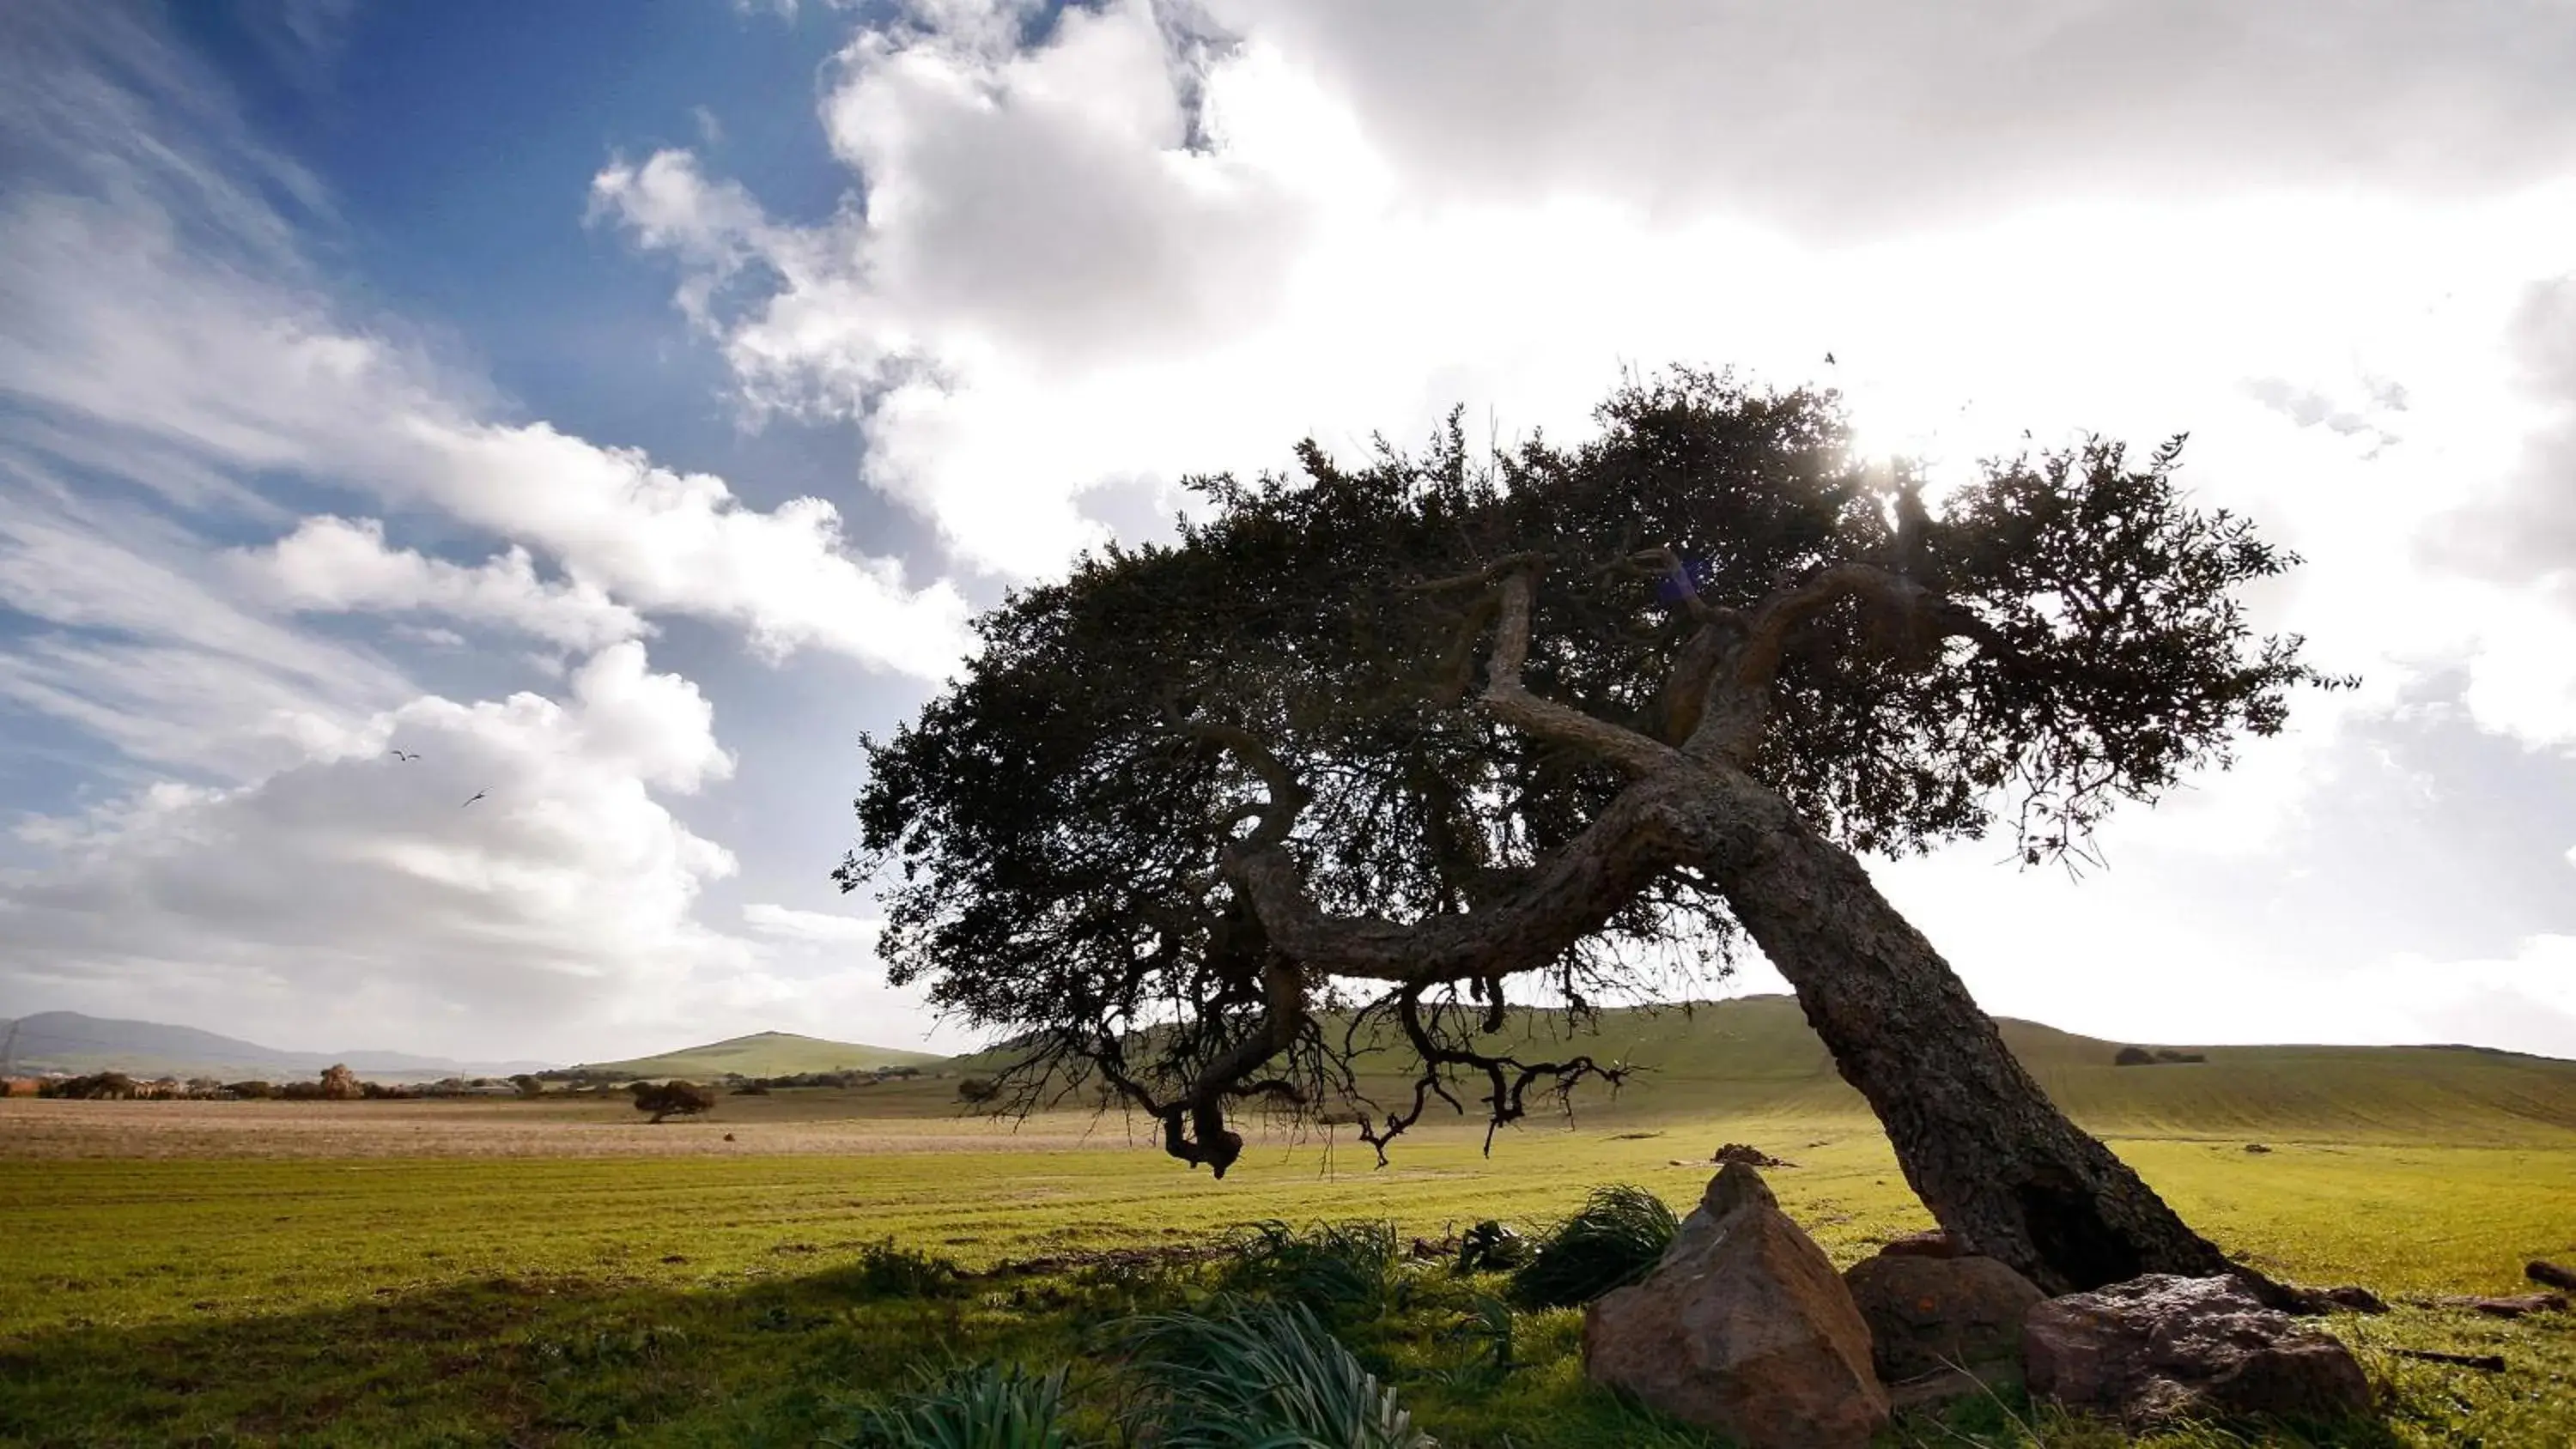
[1875,1228,1969,1259]
[2024,1274,2372,1427]
[1845,1250,2045,1384]
[1583,1165,1889,1449]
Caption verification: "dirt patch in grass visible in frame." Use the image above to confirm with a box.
[0,1097,1162,1160]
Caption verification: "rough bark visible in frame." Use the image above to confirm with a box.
[1678,765,2235,1296]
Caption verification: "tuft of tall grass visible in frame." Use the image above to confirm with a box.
[1509,1185,1679,1308]
[1420,1294,1519,1391]
[1107,1296,1434,1449]
[832,1362,1079,1449]
[1217,1218,1406,1319]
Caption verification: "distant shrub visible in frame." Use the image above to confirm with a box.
[319,1064,362,1100]
[2154,1049,2208,1064]
[278,1080,325,1100]
[224,1080,275,1100]
[1510,1185,1679,1308]
[40,1071,137,1100]
[727,1069,895,1090]
[839,1238,965,1299]
[630,1080,718,1123]
[837,1361,1073,1449]
[956,1075,1001,1105]
[508,1074,545,1099]
[2113,1046,2159,1066]
[731,1083,770,1095]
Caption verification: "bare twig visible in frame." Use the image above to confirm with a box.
[2391,1348,2507,1373]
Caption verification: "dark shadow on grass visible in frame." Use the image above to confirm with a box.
[0,1252,1199,1449]
[0,1243,2449,1449]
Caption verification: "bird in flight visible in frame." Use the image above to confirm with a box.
[388,749,420,763]
[1823,352,1837,366]
[461,791,487,807]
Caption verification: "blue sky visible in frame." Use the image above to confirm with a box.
[3,0,2575,1064]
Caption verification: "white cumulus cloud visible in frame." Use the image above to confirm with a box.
[244,516,650,653]
[1,644,755,1058]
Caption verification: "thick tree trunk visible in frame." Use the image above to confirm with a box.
[1229,738,2238,1296]
[1687,769,2234,1296]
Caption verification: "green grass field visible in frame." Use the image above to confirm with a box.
[5,1009,2573,1447]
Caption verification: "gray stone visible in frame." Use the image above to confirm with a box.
[1583,1165,1889,1449]
[2023,1273,2372,1427]
[1845,1251,2044,1382]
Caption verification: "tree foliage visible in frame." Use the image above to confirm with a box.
[847,371,2342,1173]
[319,1064,361,1101]
[630,1080,717,1124]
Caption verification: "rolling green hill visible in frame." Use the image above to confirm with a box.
[962,995,2576,1145]
[1516,995,2576,1143]
[571,1031,945,1080]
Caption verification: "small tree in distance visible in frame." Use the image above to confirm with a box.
[848,370,2348,1295]
[319,1064,361,1100]
[630,1080,717,1124]
[509,1073,545,1099]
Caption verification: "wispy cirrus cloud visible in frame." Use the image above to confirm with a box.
[0,0,968,1058]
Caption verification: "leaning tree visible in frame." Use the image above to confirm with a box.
[846,371,2344,1295]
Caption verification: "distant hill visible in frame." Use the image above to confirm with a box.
[947,995,2576,1145]
[0,1011,552,1082]
[569,1030,946,1080]
[1328,995,2576,1144]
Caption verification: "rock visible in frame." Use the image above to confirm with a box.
[1584,1165,1889,1449]
[1845,1252,2044,1383]
[2427,1292,2567,1319]
[2527,1260,2576,1292]
[2235,1273,2388,1317]
[1712,1143,1793,1168]
[2023,1273,2372,1428]
[2300,1284,2389,1315]
[1876,1229,1969,1259]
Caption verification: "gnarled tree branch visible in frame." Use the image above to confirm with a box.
[1224,776,1696,984]
[1686,561,1950,761]
[1480,568,1684,778]
[1352,985,1628,1161]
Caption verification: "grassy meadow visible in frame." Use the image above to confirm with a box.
[5,1003,2575,1446]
